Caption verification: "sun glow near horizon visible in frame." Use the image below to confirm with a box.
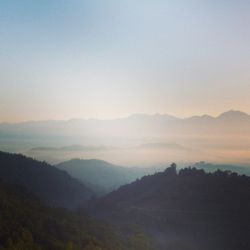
[0,1,250,123]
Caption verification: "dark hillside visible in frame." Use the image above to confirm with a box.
[56,159,152,195]
[0,151,93,208]
[0,181,151,250]
[92,165,250,250]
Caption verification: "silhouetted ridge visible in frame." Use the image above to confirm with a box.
[92,165,250,250]
[216,110,250,121]
[56,158,153,195]
[99,166,249,211]
[0,151,93,208]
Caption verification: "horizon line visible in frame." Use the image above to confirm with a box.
[0,109,249,125]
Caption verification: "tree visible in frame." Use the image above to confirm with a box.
[164,163,177,176]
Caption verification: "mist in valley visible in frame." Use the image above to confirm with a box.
[1,0,250,249]
[1,111,250,168]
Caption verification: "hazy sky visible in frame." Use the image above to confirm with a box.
[0,0,249,122]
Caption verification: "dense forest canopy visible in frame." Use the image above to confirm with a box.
[0,180,151,250]
[1,151,250,250]
[0,151,93,208]
[92,165,250,250]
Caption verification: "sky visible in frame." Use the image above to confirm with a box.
[0,0,249,122]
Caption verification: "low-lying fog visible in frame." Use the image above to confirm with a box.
[1,110,250,166]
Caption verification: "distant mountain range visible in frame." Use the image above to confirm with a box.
[185,110,250,121]
[1,110,250,165]
[193,162,250,176]
[1,110,249,137]
[1,110,250,126]
[0,151,93,208]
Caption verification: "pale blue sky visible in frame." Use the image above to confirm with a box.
[0,0,249,122]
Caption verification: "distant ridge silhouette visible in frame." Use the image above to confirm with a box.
[0,151,93,208]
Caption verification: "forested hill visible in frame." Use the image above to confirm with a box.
[0,151,93,208]
[0,181,151,250]
[92,165,250,250]
[56,159,153,195]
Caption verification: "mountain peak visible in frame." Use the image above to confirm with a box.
[217,110,250,121]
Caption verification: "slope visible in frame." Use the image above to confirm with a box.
[92,165,250,250]
[0,151,93,208]
[56,159,153,195]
